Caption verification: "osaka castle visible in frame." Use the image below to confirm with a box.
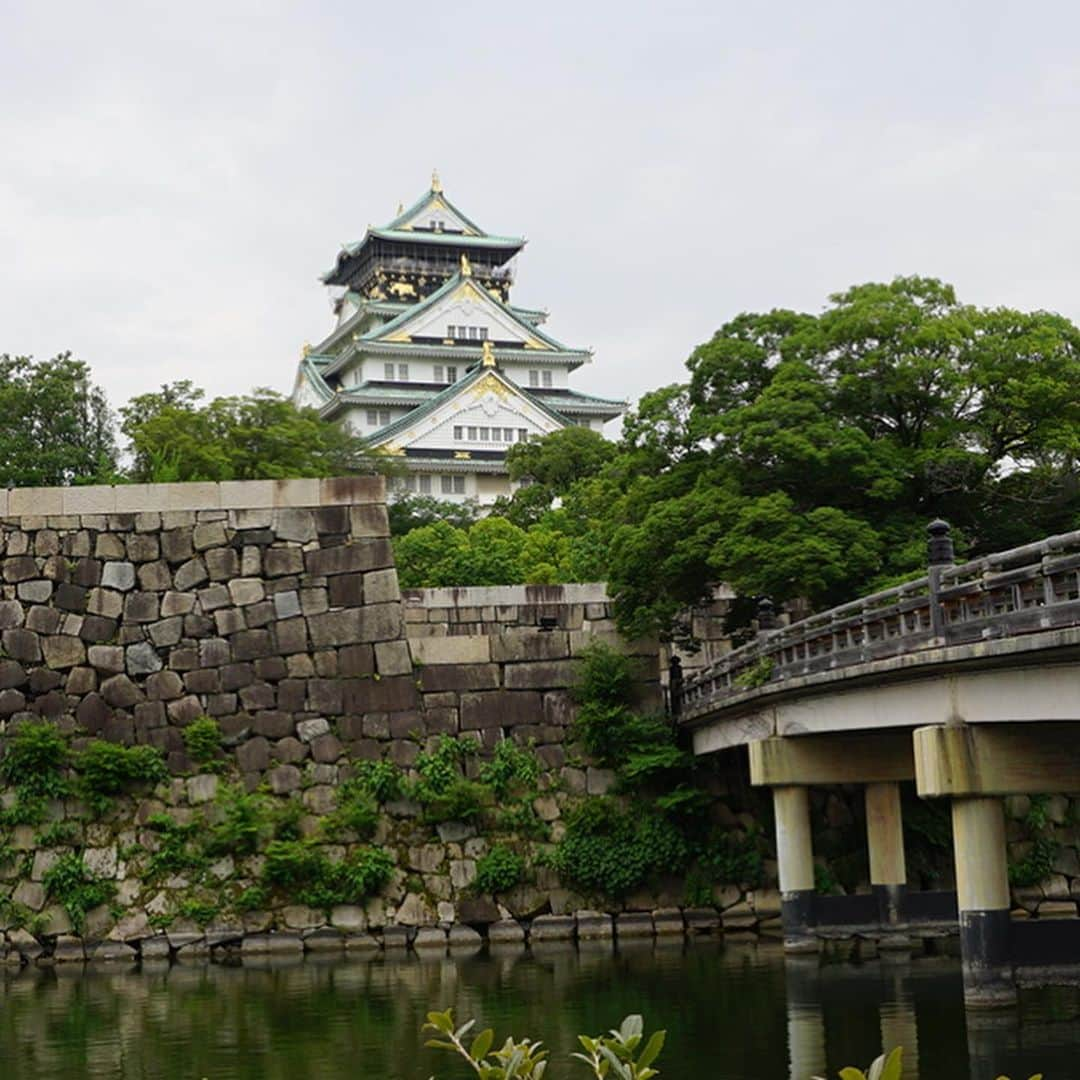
[290,174,625,503]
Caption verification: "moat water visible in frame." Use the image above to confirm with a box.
[1,940,1079,1079]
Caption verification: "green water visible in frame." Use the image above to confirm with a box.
[1,941,1079,1079]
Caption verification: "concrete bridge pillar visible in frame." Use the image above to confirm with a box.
[772,785,818,952]
[865,781,908,929]
[951,796,1015,1008]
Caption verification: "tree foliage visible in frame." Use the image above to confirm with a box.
[120,382,381,482]
[0,354,117,486]
[398,276,1080,641]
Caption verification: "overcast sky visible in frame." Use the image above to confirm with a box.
[4,1,1080,428]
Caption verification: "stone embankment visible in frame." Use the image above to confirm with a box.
[0,478,701,965]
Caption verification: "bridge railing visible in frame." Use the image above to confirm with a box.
[677,523,1080,720]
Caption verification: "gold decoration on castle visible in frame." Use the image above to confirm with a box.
[431,169,442,193]
[302,342,312,357]
[481,340,496,368]
[454,451,472,460]
[460,253,472,277]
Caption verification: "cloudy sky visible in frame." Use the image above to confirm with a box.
[3,1,1080,427]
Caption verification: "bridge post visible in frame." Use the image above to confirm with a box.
[951,796,1016,1008]
[865,781,908,932]
[773,785,818,952]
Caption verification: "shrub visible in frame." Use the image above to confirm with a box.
[423,1010,666,1080]
[42,852,116,934]
[261,839,394,909]
[262,840,325,888]
[421,779,490,825]
[574,641,636,709]
[479,739,539,798]
[206,787,272,856]
[351,759,403,803]
[177,897,219,927]
[552,798,688,897]
[412,735,473,800]
[146,813,207,879]
[182,716,222,764]
[322,779,379,841]
[473,845,525,895]
[0,721,69,797]
[76,741,168,807]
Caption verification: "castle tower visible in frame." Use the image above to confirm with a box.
[291,174,625,503]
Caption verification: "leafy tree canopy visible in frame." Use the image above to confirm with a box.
[395,276,1080,642]
[120,383,382,482]
[0,354,117,487]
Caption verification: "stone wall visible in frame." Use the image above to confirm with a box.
[0,478,680,964]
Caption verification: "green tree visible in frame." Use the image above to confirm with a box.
[0,354,117,486]
[120,384,382,482]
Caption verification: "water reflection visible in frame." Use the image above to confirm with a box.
[1,942,1079,1078]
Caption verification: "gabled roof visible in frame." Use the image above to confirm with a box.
[322,179,525,283]
[385,178,487,235]
[320,360,573,440]
[360,268,586,355]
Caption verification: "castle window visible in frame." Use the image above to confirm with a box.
[504,428,513,442]
[542,370,552,388]
[379,410,391,426]
[478,327,489,340]
[397,363,409,380]
[419,475,432,494]
[366,409,377,425]
[468,327,479,340]
[518,428,528,442]
[468,426,477,440]
[529,371,539,387]
[384,363,394,380]
[479,427,489,441]
[447,366,457,382]
[434,365,443,382]
[491,428,502,442]
[455,476,465,493]
[453,426,463,440]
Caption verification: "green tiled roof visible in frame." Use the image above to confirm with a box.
[361,269,585,355]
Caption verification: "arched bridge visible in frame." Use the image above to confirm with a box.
[674,522,1080,1008]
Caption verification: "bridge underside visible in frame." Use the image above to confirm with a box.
[687,655,1080,1007]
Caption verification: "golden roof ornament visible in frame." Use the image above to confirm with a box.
[460,253,472,277]
[302,342,312,357]
[481,340,496,368]
[431,169,442,193]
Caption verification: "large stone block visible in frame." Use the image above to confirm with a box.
[374,640,412,676]
[264,547,304,577]
[232,629,273,661]
[193,522,228,550]
[460,691,542,730]
[349,504,390,539]
[328,574,364,608]
[503,660,580,690]
[272,508,317,543]
[419,664,500,693]
[101,561,136,592]
[2,628,41,663]
[304,540,393,577]
[0,600,25,630]
[410,636,490,665]
[272,618,308,655]
[43,635,86,670]
[307,609,360,648]
[363,568,400,604]
[490,629,570,663]
[342,675,420,714]
[173,558,209,591]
